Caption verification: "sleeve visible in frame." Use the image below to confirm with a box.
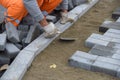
[23,0,44,22]
[61,0,68,10]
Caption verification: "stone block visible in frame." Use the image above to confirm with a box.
[91,60,119,76]
[46,15,57,23]
[107,42,120,49]
[104,32,120,39]
[85,33,111,48]
[0,53,10,66]
[99,22,120,33]
[24,24,41,45]
[1,50,35,80]
[0,34,6,51]
[112,7,120,19]
[89,45,118,57]
[5,22,20,43]
[68,51,98,70]
[5,43,20,59]
[17,25,29,31]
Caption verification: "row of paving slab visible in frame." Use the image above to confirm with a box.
[69,7,120,77]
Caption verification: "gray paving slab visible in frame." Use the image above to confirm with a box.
[5,43,20,59]
[1,50,35,80]
[0,33,6,51]
[18,31,28,41]
[107,29,120,34]
[104,32,120,39]
[85,33,111,48]
[5,22,20,43]
[17,25,29,31]
[91,60,119,76]
[107,42,120,49]
[99,22,120,33]
[112,7,120,19]
[89,45,117,57]
[69,51,98,70]
[0,53,10,66]
[24,24,41,45]
[117,68,120,78]
[46,15,57,23]
[116,17,120,22]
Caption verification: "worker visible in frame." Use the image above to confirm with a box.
[0,0,74,38]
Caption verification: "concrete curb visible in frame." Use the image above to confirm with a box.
[1,0,99,80]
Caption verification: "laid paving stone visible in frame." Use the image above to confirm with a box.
[89,45,117,57]
[5,22,20,43]
[46,15,57,23]
[107,42,120,49]
[68,51,98,70]
[91,59,119,76]
[104,32,120,39]
[107,29,120,34]
[0,53,10,67]
[5,43,20,59]
[112,50,120,60]
[17,25,29,31]
[85,33,120,48]
[116,17,120,22]
[99,22,120,33]
[0,34,6,51]
[112,7,120,19]
[85,33,111,48]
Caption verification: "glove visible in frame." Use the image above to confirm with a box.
[60,12,74,24]
[43,22,60,38]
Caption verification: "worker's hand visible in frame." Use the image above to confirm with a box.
[43,22,60,38]
[60,12,74,24]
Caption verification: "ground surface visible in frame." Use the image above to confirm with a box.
[23,0,120,80]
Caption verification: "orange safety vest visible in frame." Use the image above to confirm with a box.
[0,0,62,27]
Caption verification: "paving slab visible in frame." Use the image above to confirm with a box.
[5,43,20,59]
[5,22,20,43]
[104,32,120,39]
[17,25,29,31]
[112,7,120,19]
[107,42,120,49]
[99,22,120,33]
[24,24,41,46]
[0,53,10,67]
[85,33,111,48]
[89,45,117,57]
[69,51,98,70]
[91,60,119,76]
[0,34,6,51]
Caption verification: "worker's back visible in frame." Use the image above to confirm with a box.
[0,0,19,8]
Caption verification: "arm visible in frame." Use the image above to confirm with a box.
[23,0,48,26]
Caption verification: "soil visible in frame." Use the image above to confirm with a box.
[23,0,120,80]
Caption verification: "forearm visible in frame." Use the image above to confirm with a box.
[23,0,44,22]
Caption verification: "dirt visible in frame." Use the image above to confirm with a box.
[23,0,120,80]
